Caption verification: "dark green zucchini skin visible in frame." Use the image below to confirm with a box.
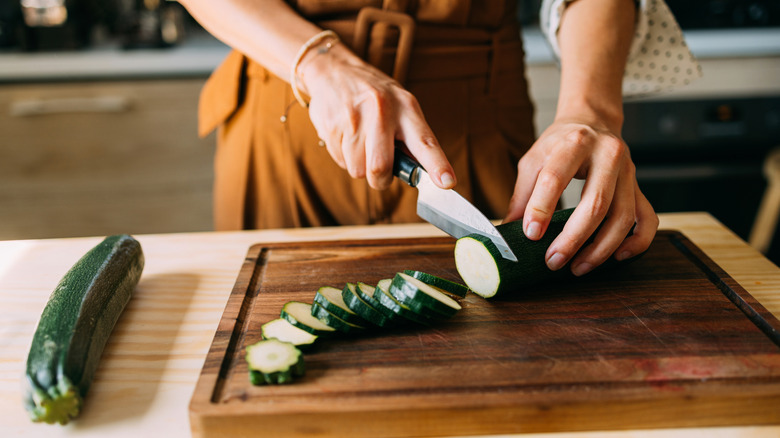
[492,208,577,295]
[459,208,639,298]
[23,234,144,425]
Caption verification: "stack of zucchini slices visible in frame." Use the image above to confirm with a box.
[245,271,468,385]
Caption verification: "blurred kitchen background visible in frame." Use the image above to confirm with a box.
[1,1,779,262]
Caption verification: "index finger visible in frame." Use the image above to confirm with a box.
[395,92,456,189]
[522,148,583,240]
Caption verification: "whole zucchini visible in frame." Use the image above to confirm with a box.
[23,234,144,425]
[455,208,638,298]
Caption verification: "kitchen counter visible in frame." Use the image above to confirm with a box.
[1,212,779,437]
[1,28,779,83]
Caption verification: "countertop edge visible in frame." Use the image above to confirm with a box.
[1,28,779,83]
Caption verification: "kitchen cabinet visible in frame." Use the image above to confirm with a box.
[0,78,215,240]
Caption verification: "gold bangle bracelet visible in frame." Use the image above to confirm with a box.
[290,30,339,109]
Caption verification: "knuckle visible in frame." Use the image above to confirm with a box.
[419,134,439,150]
[563,126,593,147]
[623,159,637,179]
[648,211,660,230]
[517,156,536,173]
[536,168,567,194]
[348,164,366,179]
[396,89,419,108]
[583,246,612,267]
[602,137,627,166]
[529,205,554,218]
[587,193,611,220]
[558,233,587,256]
[372,88,392,109]
[368,155,392,179]
[616,213,636,231]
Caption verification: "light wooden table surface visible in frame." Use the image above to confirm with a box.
[1,212,779,437]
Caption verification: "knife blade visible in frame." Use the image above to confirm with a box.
[393,149,518,262]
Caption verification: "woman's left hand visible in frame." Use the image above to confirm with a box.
[503,117,658,277]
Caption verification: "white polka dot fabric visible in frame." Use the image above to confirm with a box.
[540,0,702,97]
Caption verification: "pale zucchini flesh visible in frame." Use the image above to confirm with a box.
[314,285,369,326]
[245,339,305,384]
[454,236,502,298]
[389,273,461,318]
[261,318,318,349]
[280,301,337,336]
[395,273,461,310]
[403,270,469,298]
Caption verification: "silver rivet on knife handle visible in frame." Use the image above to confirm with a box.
[393,149,422,187]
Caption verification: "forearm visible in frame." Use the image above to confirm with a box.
[177,0,322,81]
[555,0,636,132]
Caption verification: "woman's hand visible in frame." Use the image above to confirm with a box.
[503,117,658,277]
[178,0,455,191]
[298,43,456,191]
[503,0,658,276]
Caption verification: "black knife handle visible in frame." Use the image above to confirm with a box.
[393,147,421,187]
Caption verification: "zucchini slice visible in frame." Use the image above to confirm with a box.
[341,283,393,328]
[261,318,318,350]
[22,234,144,425]
[310,303,367,333]
[313,285,370,326]
[356,280,403,324]
[389,272,461,318]
[373,279,434,325]
[245,339,305,385]
[403,270,469,298]
[280,301,337,336]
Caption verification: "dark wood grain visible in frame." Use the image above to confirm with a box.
[190,231,780,438]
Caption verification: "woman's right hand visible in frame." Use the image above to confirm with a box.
[297,41,456,191]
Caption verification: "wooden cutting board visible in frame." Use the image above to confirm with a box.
[189,230,780,438]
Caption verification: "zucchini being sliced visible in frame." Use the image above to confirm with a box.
[341,283,393,328]
[455,208,575,298]
[389,272,461,318]
[245,339,305,385]
[22,234,144,425]
[403,270,469,298]
[261,318,318,350]
[313,285,370,326]
[280,301,337,336]
[455,207,637,298]
[373,279,434,325]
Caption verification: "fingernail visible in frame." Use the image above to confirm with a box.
[525,222,541,240]
[572,262,593,277]
[439,171,455,188]
[547,252,567,271]
[616,250,632,261]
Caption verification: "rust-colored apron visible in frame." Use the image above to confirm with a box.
[198,0,536,230]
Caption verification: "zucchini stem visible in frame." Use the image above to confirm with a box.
[27,375,81,425]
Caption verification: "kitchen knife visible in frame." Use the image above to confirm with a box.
[393,149,518,262]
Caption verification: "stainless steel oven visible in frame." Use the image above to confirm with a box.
[623,95,780,244]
